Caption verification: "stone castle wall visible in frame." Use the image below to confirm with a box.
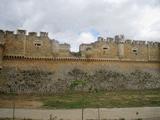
[80,35,160,61]
[0,29,159,75]
[0,29,159,93]
[0,30,71,59]
[0,29,159,61]
[2,56,160,73]
[0,57,160,93]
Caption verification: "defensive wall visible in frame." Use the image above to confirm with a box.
[0,29,159,93]
[0,30,159,63]
[0,29,159,71]
[2,55,160,74]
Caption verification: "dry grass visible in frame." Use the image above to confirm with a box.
[0,89,160,109]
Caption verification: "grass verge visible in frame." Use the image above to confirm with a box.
[41,89,160,109]
[0,89,160,109]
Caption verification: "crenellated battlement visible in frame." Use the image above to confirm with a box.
[106,37,114,43]
[78,34,159,61]
[125,39,132,44]
[131,40,146,45]
[97,36,105,41]
[147,41,160,47]
[0,29,49,38]
[28,32,37,36]
[0,30,5,34]
[17,29,26,35]
[0,29,159,62]
[0,30,159,94]
[93,35,158,46]
[0,29,159,47]
[85,35,159,46]
[115,34,125,43]
[6,30,14,35]
[40,32,48,37]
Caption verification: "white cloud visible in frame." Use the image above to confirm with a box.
[133,6,160,40]
[105,0,128,5]
[73,32,96,51]
[77,32,96,44]
[0,0,160,51]
[53,31,96,52]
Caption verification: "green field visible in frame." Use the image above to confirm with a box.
[41,89,160,109]
[0,89,160,109]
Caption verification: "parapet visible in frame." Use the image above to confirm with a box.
[0,30,5,45]
[147,41,153,45]
[132,40,146,45]
[80,43,92,47]
[132,40,138,45]
[106,37,114,40]
[139,41,146,45]
[0,30,5,34]
[40,32,48,37]
[125,39,132,44]
[115,35,124,40]
[28,32,37,36]
[79,43,93,52]
[152,42,160,47]
[97,37,105,41]
[115,34,124,43]
[148,42,160,47]
[6,30,14,35]
[1,29,160,55]
[17,29,26,35]
[106,37,114,43]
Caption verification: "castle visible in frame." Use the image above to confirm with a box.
[0,29,160,93]
[0,29,159,65]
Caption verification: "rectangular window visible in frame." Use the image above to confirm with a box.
[132,48,138,55]
[34,40,43,48]
[103,47,108,50]
[35,43,41,48]
[132,49,137,53]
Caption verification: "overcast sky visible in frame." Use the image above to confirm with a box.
[0,0,160,51]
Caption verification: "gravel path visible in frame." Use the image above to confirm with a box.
[0,107,160,120]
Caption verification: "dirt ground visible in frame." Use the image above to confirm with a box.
[0,98,43,108]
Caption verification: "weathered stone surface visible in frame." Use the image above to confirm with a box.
[0,29,159,60]
[0,65,159,94]
[0,29,159,94]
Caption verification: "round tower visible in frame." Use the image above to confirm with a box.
[115,35,125,59]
